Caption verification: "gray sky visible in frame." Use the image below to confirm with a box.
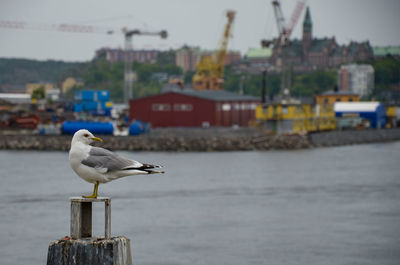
[0,0,399,62]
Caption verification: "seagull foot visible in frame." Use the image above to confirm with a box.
[82,182,99,199]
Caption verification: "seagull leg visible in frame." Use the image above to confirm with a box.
[83,182,99,198]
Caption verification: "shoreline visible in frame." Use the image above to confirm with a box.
[1,128,400,151]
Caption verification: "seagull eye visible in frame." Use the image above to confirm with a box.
[84,134,89,137]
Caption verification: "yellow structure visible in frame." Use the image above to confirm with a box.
[255,102,336,134]
[314,91,360,105]
[26,82,54,95]
[192,10,236,90]
[62,77,84,94]
[385,105,398,128]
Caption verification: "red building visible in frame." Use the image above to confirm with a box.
[129,90,260,127]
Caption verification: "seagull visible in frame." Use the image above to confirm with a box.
[69,129,164,198]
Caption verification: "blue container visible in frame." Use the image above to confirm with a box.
[97,90,110,102]
[129,120,151,135]
[83,101,99,111]
[74,103,83,112]
[62,121,114,135]
[81,90,95,101]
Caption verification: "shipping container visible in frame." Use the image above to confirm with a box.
[74,103,83,112]
[62,121,114,135]
[83,101,99,111]
[97,90,110,102]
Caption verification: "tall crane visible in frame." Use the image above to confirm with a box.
[192,10,236,90]
[122,28,167,103]
[0,20,116,35]
[261,0,306,97]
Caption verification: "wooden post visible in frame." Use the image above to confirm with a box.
[47,236,132,265]
[70,197,111,239]
[47,196,132,265]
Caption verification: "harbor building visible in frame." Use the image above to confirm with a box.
[129,90,259,127]
[315,90,360,106]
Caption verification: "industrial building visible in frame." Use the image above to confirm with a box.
[334,102,386,129]
[129,90,259,127]
[314,90,360,105]
[95,48,160,64]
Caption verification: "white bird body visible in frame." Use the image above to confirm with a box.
[69,141,106,183]
[69,129,163,197]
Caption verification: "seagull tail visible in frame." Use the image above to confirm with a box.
[144,169,165,174]
[142,163,163,169]
[123,163,164,175]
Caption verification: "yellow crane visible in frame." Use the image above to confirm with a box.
[192,10,236,90]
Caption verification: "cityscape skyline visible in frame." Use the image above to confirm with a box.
[0,0,399,62]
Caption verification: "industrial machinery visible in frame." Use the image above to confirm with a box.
[192,10,236,90]
[261,0,306,96]
[122,29,167,103]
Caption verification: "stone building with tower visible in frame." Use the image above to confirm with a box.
[269,7,374,73]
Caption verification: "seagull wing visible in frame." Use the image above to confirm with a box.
[81,146,161,174]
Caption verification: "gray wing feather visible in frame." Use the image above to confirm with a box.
[82,147,141,172]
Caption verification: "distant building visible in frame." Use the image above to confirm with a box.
[61,77,84,94]
[175,46,201,72]
[270,7,374,72]
[315,90,360,106]
[95,48,160,64]
[0,93,31,104]
[245,48,272,65]
[129,90,259,127]
[0,84,26,93]
[175,45,241,72]
[26,82,55,95]
[46,89,61,101]
[150,72,169,83]
[373,46,400,59]
[233,48,272,74]
[338,64,374,97]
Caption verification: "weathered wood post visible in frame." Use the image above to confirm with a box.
[46,197,132,265]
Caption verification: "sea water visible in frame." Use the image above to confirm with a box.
[0,142,399,265]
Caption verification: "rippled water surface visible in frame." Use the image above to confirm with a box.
[1,142,400,265]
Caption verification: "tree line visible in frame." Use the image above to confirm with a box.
[1,54,399,103]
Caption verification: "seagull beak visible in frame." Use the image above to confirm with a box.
[91,137,103,142]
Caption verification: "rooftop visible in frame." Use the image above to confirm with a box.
[246,48,272,58]
[320,90,360,96]
[174,89,260,102]
[373,46,400,56]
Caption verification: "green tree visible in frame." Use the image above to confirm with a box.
[292,70,337,97]
[224,68,281,98]
[31,86,45,100]
[156,50,176,65]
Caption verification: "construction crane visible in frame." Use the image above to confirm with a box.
[0,20,168,104]
[0,20,116,35]
[261,0,306,97]
[122,28,167,103]
[192,10,236,90]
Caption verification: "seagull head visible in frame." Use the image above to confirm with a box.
[72,129,103,145]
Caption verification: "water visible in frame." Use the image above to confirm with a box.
[0,142,400,265]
